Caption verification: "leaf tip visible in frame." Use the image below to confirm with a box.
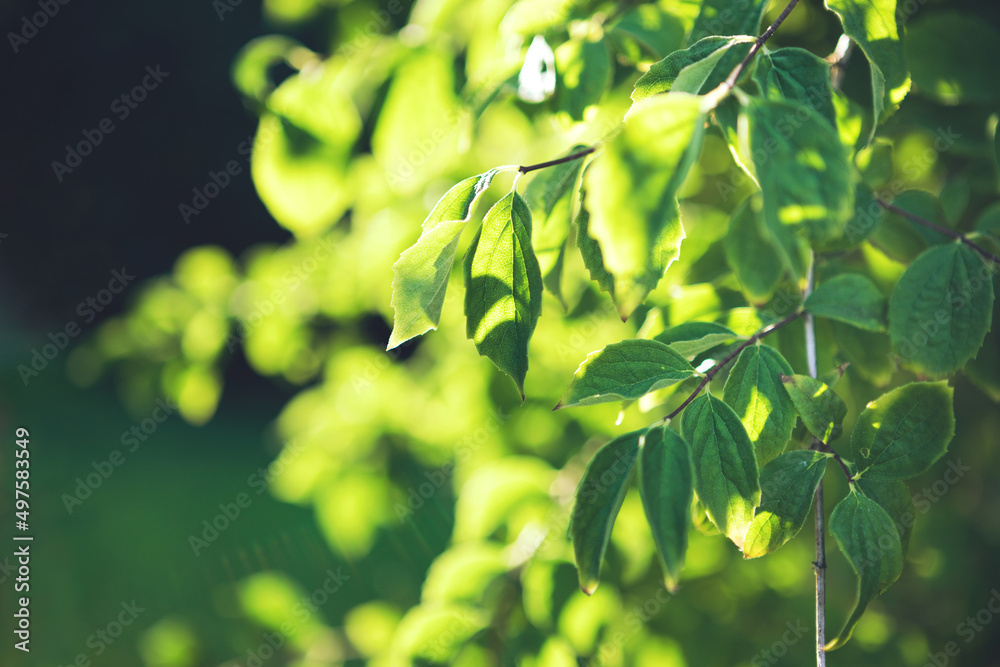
[553,401,563,411]
[580,581,598,596]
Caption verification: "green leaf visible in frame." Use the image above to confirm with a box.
[722,345,797,465]
[824,0,910,137]
[871,191,951,264]
[851,381,955,481]
[805,273,887,332]
[828,182,883,251]
[610,4,685,60]
[524,153,585,305]
[826,492,903,650]
[745,98,854,279]
[680,394,761,548]
[888,244,995,376]
[855,139,894,189]
[831,321,894,387]
[639,426,693,592]
[555,37,611,121]
[582,95,702,318]
[724,196,784,304]
[654,322,743,359]
[251,65,361,237]
[570,431,641,594]
[964,326,1000,402]
[464,191,543,398]
[781,374,848,444]
[689,0,768,43]
[558,340,698,408]
[754,47,837,129]
[631,36,754,105]
[905,12,1000,105]
[388,170,500,349]
[743,451,827,559]
[574,179,615,297]
[854,478,914,556]
[392,604,490,662]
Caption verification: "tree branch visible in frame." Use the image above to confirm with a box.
[805,259,827,667]
[812,440,854,482]
[660,309,803,423]
[724,0,802,91]
[519,148,596,174]
[875,197,1000,265]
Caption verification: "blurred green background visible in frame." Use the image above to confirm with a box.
[2,0,1000,665]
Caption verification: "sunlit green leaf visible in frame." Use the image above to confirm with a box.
[570,431,641,594]
[781,374,847,444]
[654,321,743,359]
[824,0,910,136]
[391,603,490,661]
[743,451,827,559]
[851,381,954,481]
[574,179,615,297]
[524,152,585,306]
[251,65,361,237]
[388,170,500,349]
[681,394,760,548]
[631,36,754,105]
[689,0,768,43]
[555,36,611,121]
[826,492,903,650]
[583,94,703,318]
[724,196,784,304]
[855,139,894,188]
[745,97,854,278]
[558,339,698,408]
[723,345,796,465]
[464,191,543,398]
[888,244,994,376]
[639,425,693,592]
[754,47,836,129]
[610,4,685,60]
[805,273,887,332]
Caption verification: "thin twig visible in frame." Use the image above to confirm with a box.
[724,0,802,91]
[813,440,854,482]
[660,310,803,423]
[875,197,1000,265]
[805,258,826,667]
[519,148,596,174]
